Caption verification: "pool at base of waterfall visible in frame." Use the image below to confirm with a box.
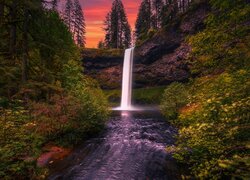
[48,110,180,180]
[112,105,159,111]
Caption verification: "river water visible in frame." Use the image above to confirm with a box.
[48,110,180,180]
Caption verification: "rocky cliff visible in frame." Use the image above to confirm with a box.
[83,2,210,89]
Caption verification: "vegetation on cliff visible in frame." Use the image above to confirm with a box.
[161,0,250,178]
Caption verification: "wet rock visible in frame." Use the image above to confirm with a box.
[37,145,71,167]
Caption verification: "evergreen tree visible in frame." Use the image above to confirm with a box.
[135,0,152,41]
[73,0,86,47]
[64,0,73,30]
[63,0,85,47]
[98,40,105,49]
[104,12,111,47]
[161,0,178,27]
[104,0,131,49]
[152,0,164,28]
[52,0,59,11]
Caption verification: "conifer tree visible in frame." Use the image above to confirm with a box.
[152,0,164,28]
[64,0,73,30]
[52,0,59,11]
[104,12,111,47]
[73,0,85,47]
[63,0,85,47]
[161,0,178,27]
[104,0,131,49]
[135,0,152,41]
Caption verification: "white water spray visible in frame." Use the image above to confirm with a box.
[120,47,134,110]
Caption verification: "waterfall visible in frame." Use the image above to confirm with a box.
[120,47,134,110]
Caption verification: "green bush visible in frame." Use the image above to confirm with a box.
[172,70,250,179]
[105,86,166,106]
[0,107,47,179]
[160,82,189,120]
[162,1,250,178]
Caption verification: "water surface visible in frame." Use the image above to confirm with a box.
[48,110,179,180]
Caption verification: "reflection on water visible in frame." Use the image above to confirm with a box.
[48,110,180,180]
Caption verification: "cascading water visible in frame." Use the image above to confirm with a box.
[120,47,134,110]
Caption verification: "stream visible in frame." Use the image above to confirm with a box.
[48,110,180,180]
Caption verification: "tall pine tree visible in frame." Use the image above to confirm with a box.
[73,0,85,47]
[63,0,85,47]
[135,0,193,43]
[161,0,178,27]
[135,0,152,41]
[104,0,131,49]
[64,0,73,30]
[51,0,60,11]
[152,0,164,29]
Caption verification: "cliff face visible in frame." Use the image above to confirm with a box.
[83,49,123,89]
[83,3,210,89]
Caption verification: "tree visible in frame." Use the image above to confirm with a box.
[9,0,17,59]
[135,0,152,41]
[73,0,86,47]
[63,0,85,47]
[51,0,60,11]
[98,40,105,49]
[63,0,73,30]
[104,12,111,47]
[161,0,178,27]
[104,0,131,49]
[22,6,29,83]
[152,0,164,28]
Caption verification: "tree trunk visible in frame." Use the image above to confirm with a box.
[9,0,17,59]
[22,8,29,83]
[0,0,4,25]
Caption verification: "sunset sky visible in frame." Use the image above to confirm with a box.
[60,0,141,48]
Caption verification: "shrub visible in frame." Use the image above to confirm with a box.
[0,106,47,179]
[166,70,250,179]
[160,82,189,120]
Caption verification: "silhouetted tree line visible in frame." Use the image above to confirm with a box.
[135,0,193,43]
[103,0,131,49]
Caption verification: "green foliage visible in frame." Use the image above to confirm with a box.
[133,86,166,104]
[161,1,250,178]
[0,106,47,179]
[61,60,109,138]
[0,1,109,179]
[174,71,250,179]
[105,86,166,106]
[160,82,189,120]
[188,0,250,75]
[136,28,158,46]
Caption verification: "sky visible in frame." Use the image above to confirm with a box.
[61,0,141,48]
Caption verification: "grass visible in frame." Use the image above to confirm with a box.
[104,86,166,106]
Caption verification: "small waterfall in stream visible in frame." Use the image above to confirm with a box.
[120,47,134,110]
